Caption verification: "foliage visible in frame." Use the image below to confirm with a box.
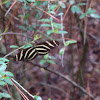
[0,58,13,99]
[0,0,100,99]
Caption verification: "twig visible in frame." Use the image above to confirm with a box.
[5,1,17,17]
[11,80,29,100]
[40,82,67,96]
[11,78,35,99]
[2,32,33,39]
[28,62,95,100]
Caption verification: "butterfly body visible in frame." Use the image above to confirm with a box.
[15,40,59,61]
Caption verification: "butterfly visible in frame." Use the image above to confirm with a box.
[15,40,59,61]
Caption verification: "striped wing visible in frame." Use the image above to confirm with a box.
[15,40,59,61]
[15,47,38,61]
[35,40,59,55]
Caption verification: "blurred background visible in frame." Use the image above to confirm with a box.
[0,0,100,100]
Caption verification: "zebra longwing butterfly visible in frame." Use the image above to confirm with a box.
[15,40,59,61]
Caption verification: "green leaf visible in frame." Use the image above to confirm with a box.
[65,40,77,47]
[23,44,33,49]
[5,71,14,77]
[48,98,51,100]
[48,11,56,14]
[44,54,48,59]
[90,13,100,18]
[48,56,56,59]
[0,0,10,5]
[59,2,66,8]
[56,31,68,34]
[0,81,7,86]
[69,0,74,5]
[41,24,51,27]
[33,1,41,6]
[39,19,50,22]
[0,64,7,71]
[80,13,87,19]
[0,58,9,63]
[47,60,55,64]
[71,5,81,13]
[24,13,30,20]
[39,60,46,65]
[0,61,6,65]
[49,5,57,10]
[0,71,5,77]
[47,30,53,37]
[34,96,42,100]
[0,93,11,99]
[59,48,64,55]
[4,79,13,85]
[80,8,97,19]
[10,45,19,48]
[87,8,96,14]
[26,0,35,2]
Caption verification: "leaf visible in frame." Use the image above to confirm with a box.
[59,2,66,8]
[34,96,42,100]
[90,13,100,18]
[23,44,33,49]
[44,54,48,59]
[0,64,7,71]
[39,19,50,22]
[80,8,97,19]
[80,13,87,19]
[33,1,41,6]
[59,48,64,55]
[39,60,46,65]
[5,71,14,77]
[49,5,57,10]
[56,31,68,34]
[87,8,96,14]
[0,58,9,63]
[71,5,81,13]
[10,45,19,48]
[24,13,30,20]
[47,30,53,37]
[48,11,56,14]
[48,56,56,59]
[41,24,51,27]
[0,61,6,65]
[65,40,77,47]
[4,79,13,85]
[0,0,10,5]
[0,93,11,99]
[0,81,7,86]
[47,60,55,64]
[26,0,35,2]
[0,71,5,77]
[69,0,74,5]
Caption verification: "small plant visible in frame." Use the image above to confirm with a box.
[0,57,14,99]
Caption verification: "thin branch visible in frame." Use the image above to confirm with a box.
[11,78,35,99]
[2,32,33,39]
[5,1,17,17]
[6,2,21,28]
[11,80,29,100]
[28,61,95,100]
[30,4,61,23]
[40,82,67,96]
